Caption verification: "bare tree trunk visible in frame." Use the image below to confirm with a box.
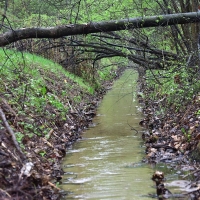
[1,12,200,47]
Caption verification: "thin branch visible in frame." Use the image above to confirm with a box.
[99,32,178,58]
[0,107,26,162]
[0,0,8,30]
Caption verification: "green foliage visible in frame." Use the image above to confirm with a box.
[18,120,42,136]
[0,49,94,94]
[5,0,152,28]
[15,131,25,149]
[181,128,191,142]
[196,110,200,116]
[23,14,56,27]
[98,57,124,81]
[78,0,141,22]
[98,67,116,80]
[146,64,200,112]
[39,150,46,157]
[15,131,24,143]
[73,95,81,104]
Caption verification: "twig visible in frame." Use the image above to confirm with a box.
[179,105,192,124]
[127,121,139,134]
[0,150,9,156]
[1,98,18,118]
[0,188,11,198]
[41,138,53,148]
[45,129,54,140]
[6,188,33,200]
[67,99,78,114]
[0,107,26,162]
[1,141,19,161]
[182,168,200,179]
[48,181,61,191]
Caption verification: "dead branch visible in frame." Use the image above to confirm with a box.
[48,181,61,191]
[0,107,26,162]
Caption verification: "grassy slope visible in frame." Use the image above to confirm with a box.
[0,48,124,200]
[0,48,94,94]
[0,48,96,141]
[0,48,103,199]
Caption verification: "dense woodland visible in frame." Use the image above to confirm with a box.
[1,0,200,199]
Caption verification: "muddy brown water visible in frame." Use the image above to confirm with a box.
[62,69,184,200]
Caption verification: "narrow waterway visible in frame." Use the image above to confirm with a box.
[62,69,157,199]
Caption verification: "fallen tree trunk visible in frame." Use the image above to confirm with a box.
[1,12,200,47]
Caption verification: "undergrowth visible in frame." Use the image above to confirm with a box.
[145,65,200,113]
[0,48,96,145]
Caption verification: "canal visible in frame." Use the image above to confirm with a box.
[62,69,157,199]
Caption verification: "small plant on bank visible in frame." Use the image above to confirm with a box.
[181,127,191,142]
[39,150,46,157]
[15,132,25,149]
[73,95,82,104]
[15,131,24,143]
[196,110,200,116]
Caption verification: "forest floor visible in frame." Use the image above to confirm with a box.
[138,78,200,199]
[0,61,126,200]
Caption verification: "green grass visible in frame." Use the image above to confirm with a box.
[0,48,96,142]
[0,48,94,94]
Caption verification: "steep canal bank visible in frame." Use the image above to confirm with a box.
[0,49,122,200]
[62,70,155,199]
[61,69,195,200]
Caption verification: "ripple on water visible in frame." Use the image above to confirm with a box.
[66,148,87,153]
[96,114,106,117]
[65,177,92,185]
[123,162,144,168]
[81,156,103,161]
[64,163,86,168]
[62,70,156,200]
[87,136,106,140]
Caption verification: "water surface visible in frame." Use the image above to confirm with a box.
[62,70,155,199]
